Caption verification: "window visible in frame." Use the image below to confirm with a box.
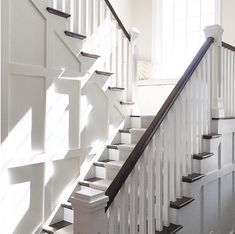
[152,0,220,80]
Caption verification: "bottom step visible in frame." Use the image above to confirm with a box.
[155,223,183,234]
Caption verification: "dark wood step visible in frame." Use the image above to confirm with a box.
[107,144,119,150]
[95,70,113,76]
[155,223,183,234]
[81,52,100,59]
[120,101,135,105]
[212,117,235,120]
[170,196,194,209]
[94,160,114,167]
[182,173,205,183]
[130,115,141,118]
[46,7,71,18]
[43,221,72,234]
[79,177,103,187]
[64,31,86,40]
[193,152,214,160]
[119,129,131,133]
[203,133,222,139]
[61,202,72,210]
[108,87,125,91]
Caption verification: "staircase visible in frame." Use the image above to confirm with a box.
[17,1,235,234]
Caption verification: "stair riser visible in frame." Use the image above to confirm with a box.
[95,166,106,179]
[108,148,133,162]
[64,207,73,223]
[131,116,154,128]
[106,167,120,180]
[120,131,144,144]
[193,155,218,175]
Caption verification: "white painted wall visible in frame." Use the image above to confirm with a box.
[221,0,235,45]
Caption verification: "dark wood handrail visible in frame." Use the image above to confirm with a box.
[104,0,131,41]
[105,37,214,210]
[222,41,235,51]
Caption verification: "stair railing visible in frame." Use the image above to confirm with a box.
[48,0,139,102]
[221,42,235,117]
[72,25,227,234]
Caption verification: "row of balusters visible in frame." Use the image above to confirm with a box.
[107,46,213,233]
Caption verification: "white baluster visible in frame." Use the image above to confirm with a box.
[130,166,139,233]
[162,122,169,227]
[139,150,147,233]
[80,0,86,35]
[117,30,123,87]
[119,181,129,234]
[147,140,155,234]
[57,0,63,11]
[155,132,163,231]
[108,197,119,234]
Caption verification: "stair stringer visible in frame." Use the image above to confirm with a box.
[171,122,235,234]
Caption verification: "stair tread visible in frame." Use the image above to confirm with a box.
[46,7,71,18]
[81,52,100,59]
[107,143,135,150]
[105,160,124,168]
[170,196,195,209]
[212,117,235,120]
[61,201,72,210]
[94,159,114,167]
[130,115,155,118]
[54,224,73,234]
[64,31,86,40]
[155,223,183,234]
[203,133,222,139]
[95,70,113,76]
[119,128,146,133]
[89,179,112,191]
[182,173,205,183]
[193,152,214,160]
[43,221,72,234]
[120,101,135,105]
[108,86,125,91]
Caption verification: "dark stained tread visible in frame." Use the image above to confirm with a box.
[212,117,235,120]
[203,133,222,139]
[119,129,131,133]
[79,177,103,187]
[95,70,113,76]
[46,7,71,18]
[182,173,205,183]
[108,87,125,91]
[43,221,72,234]
[81,52,100,59]
[155,223,183,234]
[61,202,72,210]
[120,101,135,105]
[64,31,86,40]
[107,144,119,150]
[130,115,141,118]
[170,196,195,209]
[193,152,214,160]
[94,160,115,167]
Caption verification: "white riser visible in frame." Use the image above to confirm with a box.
[95,166,106,179]
[120,130,145,144]
[131,116,154,128]
[63,207,73,223]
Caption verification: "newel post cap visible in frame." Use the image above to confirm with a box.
[130,27,140,42]
[204,24,224,46]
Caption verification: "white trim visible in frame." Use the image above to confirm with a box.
[138,79,179,86]
[215,0,222,25]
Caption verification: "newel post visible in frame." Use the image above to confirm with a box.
[127,28,140,103]
[204,24,224,118]
[71,188,109,234]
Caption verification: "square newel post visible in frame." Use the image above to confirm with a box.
[71,188,109,234]
[204,24,224,118]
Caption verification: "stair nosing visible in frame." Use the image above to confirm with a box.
[182,173,205,183]
[170,196,195,209]
[120,101,135,105]
[155,223,183,234]
[203,133,222,139]
[81,52,100,59]
[46,7,71,18]
[119,128,131,133]
[108,86,125,91]
[95,70,113,76]
[64,31,86,40]
[193,152,214,160]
